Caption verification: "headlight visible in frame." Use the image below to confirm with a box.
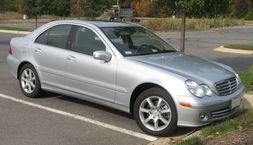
[185,80,212,98]
[235,74,241,86]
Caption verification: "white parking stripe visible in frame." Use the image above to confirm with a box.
[0,93,157,141]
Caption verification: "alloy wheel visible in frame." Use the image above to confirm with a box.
[21,68,36,94]
[139,96,172,131]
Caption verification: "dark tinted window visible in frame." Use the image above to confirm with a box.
[35,25,72,49]
[71,26,106,56]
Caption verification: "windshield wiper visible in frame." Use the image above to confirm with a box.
[155,50,177,54]
[137,50,176,56]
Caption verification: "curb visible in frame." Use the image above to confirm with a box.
[147,93,253,145]
[214,46,253,55]
[243,92,253,110]
[0,29,30,35]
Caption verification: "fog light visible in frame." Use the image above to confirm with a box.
[199,113,208,121]
[200,114,205,119]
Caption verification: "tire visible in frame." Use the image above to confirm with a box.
[133,87,178,136]
[19,63,42,98]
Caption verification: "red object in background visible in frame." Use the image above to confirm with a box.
[8,44,13,55]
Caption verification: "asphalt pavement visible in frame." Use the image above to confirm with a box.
[0,25,252,145]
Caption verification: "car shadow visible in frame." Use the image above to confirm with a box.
[57,95,133,119]
[50,93,197,137]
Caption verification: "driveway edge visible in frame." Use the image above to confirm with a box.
[214,46,253,55]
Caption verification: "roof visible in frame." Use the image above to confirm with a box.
[52,20,139,28]
[85,20,138,28]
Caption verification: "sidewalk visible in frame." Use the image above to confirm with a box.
[0,29,30,35]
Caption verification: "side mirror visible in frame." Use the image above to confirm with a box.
[93,51,112,62]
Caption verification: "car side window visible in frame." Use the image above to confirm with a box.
[71,26,106,56]
[35,25,72,49]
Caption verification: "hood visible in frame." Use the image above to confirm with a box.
[131,52,235,84]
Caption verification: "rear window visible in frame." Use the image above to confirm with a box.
[35,25,72,49]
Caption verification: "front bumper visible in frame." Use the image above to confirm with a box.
[176,85,245,127]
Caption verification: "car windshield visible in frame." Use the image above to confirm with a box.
[101,27,176,56]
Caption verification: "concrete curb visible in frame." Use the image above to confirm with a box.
[243,92,253,110]
[214,46,253,55]
[147,93,253,145]
[0,29,30,35]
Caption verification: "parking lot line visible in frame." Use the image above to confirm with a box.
[0,93,157,142]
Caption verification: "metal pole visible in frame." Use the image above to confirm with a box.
[180,12,186,52]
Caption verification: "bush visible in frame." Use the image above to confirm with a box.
[245,10,253,20]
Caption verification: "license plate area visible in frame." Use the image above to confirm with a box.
[231,97,241,109]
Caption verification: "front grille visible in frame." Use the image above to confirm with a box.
[215,77,238,96]
[211,108,232,118]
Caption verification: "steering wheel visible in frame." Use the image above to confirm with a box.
[135,44,160,53]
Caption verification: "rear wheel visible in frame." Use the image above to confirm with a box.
[19,64,42,98]
[134,87,177,136]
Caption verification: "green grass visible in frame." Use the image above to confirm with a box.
[176,137,203,145]
[224,44,253,50]
[239,66,253,92]
[139,18,244,32]
[201,110,253,136]
[175,110,253,145]
[0,26,30,31]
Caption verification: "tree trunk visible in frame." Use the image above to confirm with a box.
[180,12,186,52]
[35,15,38,29]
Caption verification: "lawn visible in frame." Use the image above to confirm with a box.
[140,17,244,32]
[225,44,253,50]
[239,66,253,92]
[0,26,30,31]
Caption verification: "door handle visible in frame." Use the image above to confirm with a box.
[34,47,42,53]
[66,55,77,62]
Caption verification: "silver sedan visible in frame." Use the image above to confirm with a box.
[7,20,245,136]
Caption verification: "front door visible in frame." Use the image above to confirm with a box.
[65,25,117,103]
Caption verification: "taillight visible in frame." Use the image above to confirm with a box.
[8,44,13,55]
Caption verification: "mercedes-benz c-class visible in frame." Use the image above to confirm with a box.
[7,20,244,136]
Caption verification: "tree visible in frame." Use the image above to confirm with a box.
[132,0,152,17]
[0,0,16,12]
[50,0,70,17]
[79,0,114,18]
[70,0,83,17]
[234,0,251,18]
[15,0,24,13]
[152,0,231,52]
[22,0,47,28]
[159,0,196,52]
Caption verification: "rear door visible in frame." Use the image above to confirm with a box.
[32,24,73,89]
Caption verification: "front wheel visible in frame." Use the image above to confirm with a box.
[134,87,178,136]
